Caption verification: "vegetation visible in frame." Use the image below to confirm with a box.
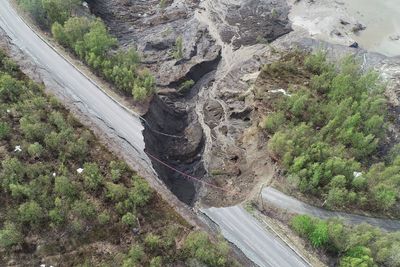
[0,51,236,266]
[17,0,81,27]
[18,0,155,101]
[291,214,400,267]
[178,79,195,93]
[261,51,400,212]
[173,36,184,60]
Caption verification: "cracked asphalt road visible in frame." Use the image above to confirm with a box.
[202,206,310,267]
[0,0,153,169]
[263,187,400,231]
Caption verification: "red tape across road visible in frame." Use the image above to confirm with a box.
[145,151,231,192]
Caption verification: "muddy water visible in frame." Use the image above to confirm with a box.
[289,0,400,57]
[342,0,400,57]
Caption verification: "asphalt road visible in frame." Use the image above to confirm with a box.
[0,0,152,169]
[203,206,310,267]
[263,187,400,231]
[0,1,312,266]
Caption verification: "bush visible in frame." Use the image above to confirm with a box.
[28,142,44,158]
[150,256,163,267]
[82,162,104,191]
[121,212,136,227]
[262,112,286,133]
[18,201,43,226]
[125,175,152,208]
[1,157,25,191]
[291,215,315,237]
[178,80,195,93]
[173,36,184,60]
[309,221,329,248]
[183,231,230,267]
[72,200,96,220]
[54,175,77,199]
[105,182,127,202]
[98,212,111,225]
[0,223,23,249]
[145,233,161,250]
[123,245,144,266]
[0,122,11,140]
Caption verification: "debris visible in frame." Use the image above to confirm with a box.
[349,42,359,48]
[52,172,56,177]
[339,19,350,25]
[270,89,291,97]
[352,23,366,33]
[14,145,22,152]
[353,171,362,178]
[77,168,84,174]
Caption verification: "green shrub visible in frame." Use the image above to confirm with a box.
[291,215,315,237]
[262,111,286,133]
[28,142,44,158]
[98,211,111,225]
[82,162,104,191]
[0,122,11,140]
[0,223,23,249]
[105,182,127,202]
[178,80,195,93]
[121,212,136,227]
[18,201,43,226]
[183,231,230,267]
[173,36,184,60]
[145,233,161,250]
[72,199,96,220]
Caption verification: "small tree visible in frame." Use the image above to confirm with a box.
[28,142,44,158]
[123,244,144,266]
[82,162,104,191]
[105,182,127,202]
[121,212,137,227]
[291,215,315,237]
[54,175,77,199]
[309,221,329,248]
[145,233,161,250]
[0,223,22,249]
[126,175,152,208]
[18,201,43,226]
[173,36,184,60]
[0,122,11,140]
[150,256,163,267]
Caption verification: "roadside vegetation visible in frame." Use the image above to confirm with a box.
[0,50,236,266]
[259,51,399,213]
[291,214,400,267]
[17,0,155,101]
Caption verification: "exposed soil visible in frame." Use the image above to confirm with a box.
[88,0,292,206]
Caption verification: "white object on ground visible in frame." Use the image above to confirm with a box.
[271,89,292,97]
[14,145,22,152]
[77,168,84,174]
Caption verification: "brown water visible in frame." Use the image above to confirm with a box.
[343,0,400,57]
[289,0,400,57]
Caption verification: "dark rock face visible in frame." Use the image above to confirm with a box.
[143,95,206,205]
[223,0,292,48]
